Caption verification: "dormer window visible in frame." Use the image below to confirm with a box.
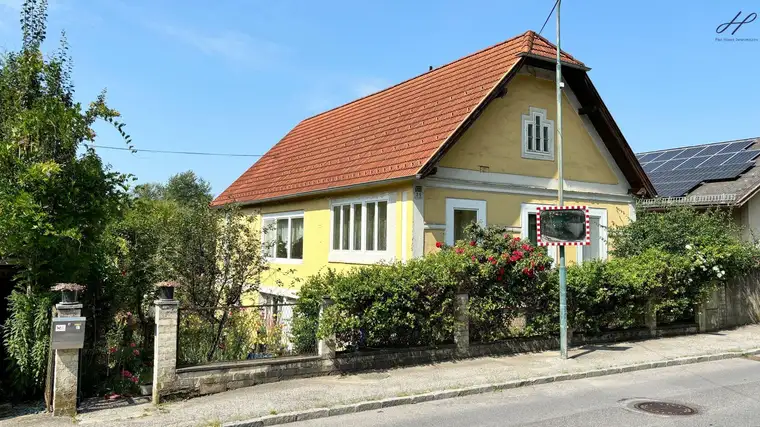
[522,107,555,161]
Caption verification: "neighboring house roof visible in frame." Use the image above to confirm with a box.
[637,137,760,207]
[214,30,654,206]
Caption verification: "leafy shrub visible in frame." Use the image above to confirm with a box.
[292,224,553,348]
[443,224,554,341]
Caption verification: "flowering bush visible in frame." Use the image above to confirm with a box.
[102,311,151,397]
[439,224,554,341]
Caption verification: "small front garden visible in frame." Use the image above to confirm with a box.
[292,206,760,350]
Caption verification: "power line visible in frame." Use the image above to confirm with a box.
[538,0,560,36]
[89,144,264,158]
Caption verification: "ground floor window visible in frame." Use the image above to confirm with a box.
[262,211,304,263]
[445,198,486,245]
[329,194,395,263]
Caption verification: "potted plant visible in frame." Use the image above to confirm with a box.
[50,283,85,304]
[155,280,180,300]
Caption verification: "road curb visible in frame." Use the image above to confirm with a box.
[224,348,760,427]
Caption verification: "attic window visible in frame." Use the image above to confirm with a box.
[522,107,555,161]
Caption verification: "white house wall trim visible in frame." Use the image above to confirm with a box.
[402,191,408,262]
[412,183,425,258]
[434,167,629,196]
[425,175,633,204]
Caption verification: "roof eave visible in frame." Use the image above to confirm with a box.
[212,176,416,207]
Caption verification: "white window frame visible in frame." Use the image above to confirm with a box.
[521,203,557,262]
[328,193,396,264]
[445,198,487,245]
[576,207,608,263]
[521,107,555,161]
[261,210,305,264]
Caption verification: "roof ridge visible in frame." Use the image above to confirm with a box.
[300,31,534,123]
[530,31,584,65]
[637,137,760,155]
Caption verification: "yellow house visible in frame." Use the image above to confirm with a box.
[213,30,655,301]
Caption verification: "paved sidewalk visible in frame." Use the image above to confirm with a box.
[4,325,760,427]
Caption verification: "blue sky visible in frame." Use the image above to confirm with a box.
[0,0,758,195]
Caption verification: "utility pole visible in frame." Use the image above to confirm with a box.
[555,0,568,360]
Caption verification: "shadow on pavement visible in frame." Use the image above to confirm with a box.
[570,344,632,359]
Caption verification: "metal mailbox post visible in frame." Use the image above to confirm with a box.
[51,317,86,350]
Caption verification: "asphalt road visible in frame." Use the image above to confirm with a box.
[290,358,760,427]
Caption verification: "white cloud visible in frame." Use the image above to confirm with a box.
[154,23,282,68]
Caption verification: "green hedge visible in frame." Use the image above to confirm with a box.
[292,207,760,349]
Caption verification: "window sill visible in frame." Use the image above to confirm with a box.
[521,151,555,161]
[328,251,395,265]
[266,257,304,265]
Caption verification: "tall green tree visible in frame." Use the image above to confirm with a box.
[0,0,131,395]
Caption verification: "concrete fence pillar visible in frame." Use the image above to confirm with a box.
[645,299,657,337]
[317,297,335,359]
[52,302,82,416]
[454,293,469,356]
[152,297,179,403]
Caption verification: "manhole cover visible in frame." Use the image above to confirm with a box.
[634,401,696,416]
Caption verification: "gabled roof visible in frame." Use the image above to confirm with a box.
[214,30,651,206]
[638,137,760,206]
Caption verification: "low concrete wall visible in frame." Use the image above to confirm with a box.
[169,324,698,397]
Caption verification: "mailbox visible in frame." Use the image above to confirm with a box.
[51,317,86,350]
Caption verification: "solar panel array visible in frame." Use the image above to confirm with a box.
[637,140,760,197]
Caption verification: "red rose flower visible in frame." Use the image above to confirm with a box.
[499,268,505,275]
[469,241,477,247]
[503,234,510,239]
[435,241,443,248]
[131,377,139,384]
[455,248,464,254]
[513,237,521,242]
[538,265,545,271]
[522,244,532,252]
[121,370,132,378]
[488,256,495,262]
[471,256,477,262]
[130,342,136,348]
[133,349,140,356]
[109,347,117,354]
[497,275,503,281]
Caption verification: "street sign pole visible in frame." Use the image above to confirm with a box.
[555,0,568,360]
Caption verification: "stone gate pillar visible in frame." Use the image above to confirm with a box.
[152,281,180,403]
[50,283,85,417]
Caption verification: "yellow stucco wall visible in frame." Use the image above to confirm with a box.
[439,74,619,185]
[422,187,632,262]
[245,182,415,293]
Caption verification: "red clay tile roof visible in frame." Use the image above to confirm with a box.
[213,31,585,206]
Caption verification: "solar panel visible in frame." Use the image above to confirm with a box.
[638,141,758,197]
[697,144,728,156]
[673,147,706,159]
[643,162,664,173]
[699,153,735,168]
[638,152,662,163]
[674,156,709,169]
[653,150,683,162]
[655,159,686,172]
[717,140,755,154]
[724,149,760,165]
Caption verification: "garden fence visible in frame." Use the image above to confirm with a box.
[177,303,313,367]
